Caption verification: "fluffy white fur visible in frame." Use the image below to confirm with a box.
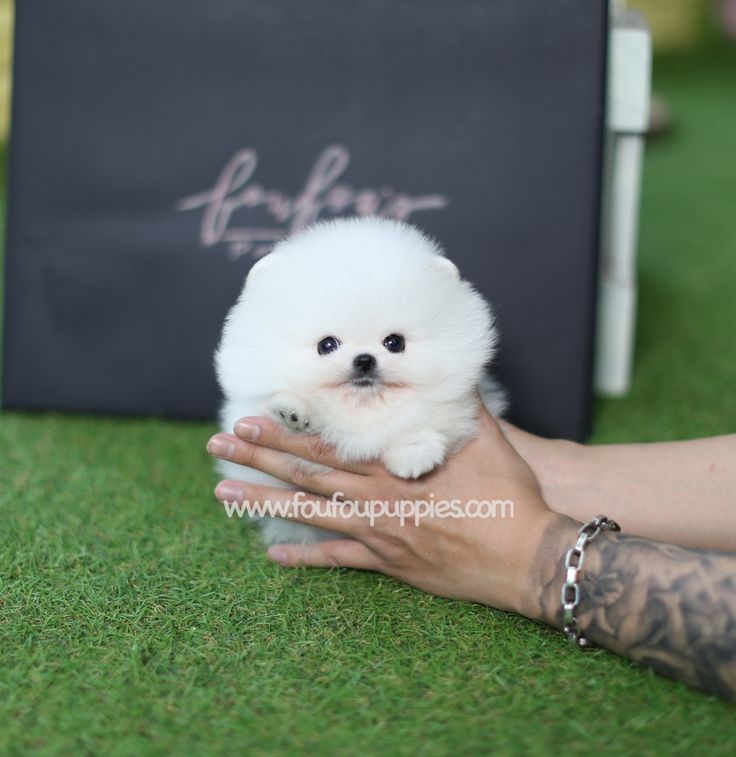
[215,217,506,546]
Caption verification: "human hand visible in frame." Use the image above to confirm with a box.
[207,408,566,618]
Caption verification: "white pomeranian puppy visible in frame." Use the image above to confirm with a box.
[215,217,507,545]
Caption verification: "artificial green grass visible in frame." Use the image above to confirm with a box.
[1,42,736,756]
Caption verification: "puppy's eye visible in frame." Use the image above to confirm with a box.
[382,333,405,353]
[317,336,341,355]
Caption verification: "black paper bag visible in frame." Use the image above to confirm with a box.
[3,0,607,440]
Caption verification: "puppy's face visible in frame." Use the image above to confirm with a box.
[217,219,495,409]
[307,328,410,396]
[245,291,426,405]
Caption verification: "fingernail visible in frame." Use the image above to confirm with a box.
[207,435,235,459]
[267,547,289,565]
[235,420,260,441]
[215,481,244,502]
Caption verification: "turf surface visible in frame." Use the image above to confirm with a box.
[1,39,735,756]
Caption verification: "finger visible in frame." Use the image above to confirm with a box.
[471,406,530,472]
[214,480,368,537]
[266,539,380,570]
[208,433,367,500]
[232,416,382,475]
[474,405,511,449]
[495,417,513,435]
[478,403,503,433]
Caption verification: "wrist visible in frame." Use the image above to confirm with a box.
[498,422,593,517]
[515,512,581,627]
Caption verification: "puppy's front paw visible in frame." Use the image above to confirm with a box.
[382,432,447,479]
[268,393,314,433]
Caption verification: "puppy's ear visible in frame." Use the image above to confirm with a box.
[433,255,460,279]
[246,252,283,285]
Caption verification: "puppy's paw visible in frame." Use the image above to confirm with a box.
[268,393,314,433]
[382,432,447,479]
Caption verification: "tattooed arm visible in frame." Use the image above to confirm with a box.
[533,516,736,700]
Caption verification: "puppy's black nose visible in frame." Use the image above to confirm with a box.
[353,353,377,374]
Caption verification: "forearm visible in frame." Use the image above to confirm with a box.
[503,426,736,550]
[526,515,736,700]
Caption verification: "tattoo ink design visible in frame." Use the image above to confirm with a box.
[535,517,736,701]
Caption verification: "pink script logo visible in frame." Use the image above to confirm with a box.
[176,144,449,260]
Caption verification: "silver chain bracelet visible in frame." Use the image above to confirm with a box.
[562,514,621,647]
